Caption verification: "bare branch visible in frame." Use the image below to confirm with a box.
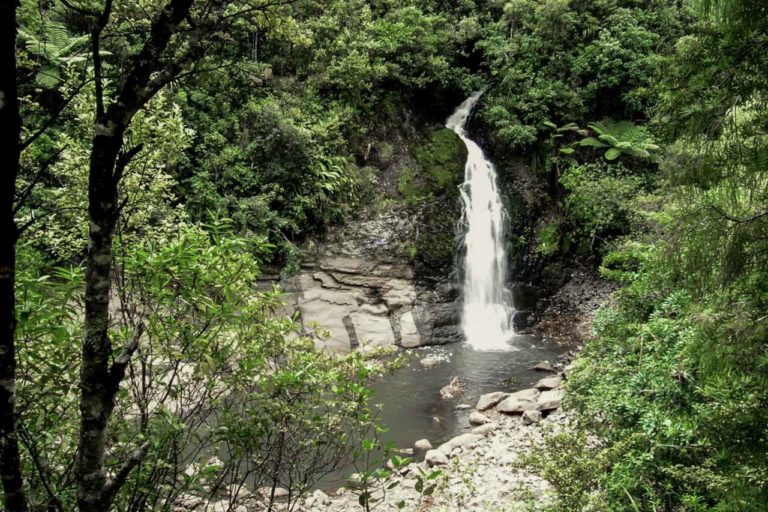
[101,442,151,505]
[708,203,768,224]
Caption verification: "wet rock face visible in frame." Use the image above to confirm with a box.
[282,256,460,352]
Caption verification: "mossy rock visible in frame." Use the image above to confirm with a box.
[412,196,460,280]
[398,128,467,204]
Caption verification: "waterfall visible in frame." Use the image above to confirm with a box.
[447,92,515,351]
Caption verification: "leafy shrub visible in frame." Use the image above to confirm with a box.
[560,162,646,253]
[522,428,610,512]
[14,224,380,510]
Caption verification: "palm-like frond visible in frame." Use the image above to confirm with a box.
[18,21,91,87]
[581,119,661,161]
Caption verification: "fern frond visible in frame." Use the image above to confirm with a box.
[578,137,608,148]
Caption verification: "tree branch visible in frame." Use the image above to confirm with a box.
[109,322,145,387]
[13,148,64,214]
[18,426,65,512]
[112,144,145,186]
[708,203,768,224]
[59,0,100,18]
[101,441,151,505]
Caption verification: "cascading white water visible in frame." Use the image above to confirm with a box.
[447,92,515,351]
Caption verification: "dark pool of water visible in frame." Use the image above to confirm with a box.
[318,334,568,489]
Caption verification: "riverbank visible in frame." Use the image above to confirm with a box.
[170,359,575,512]
[310,377,573,511]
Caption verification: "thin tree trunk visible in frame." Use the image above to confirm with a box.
[75,2,196,510]
[77,124,126,511]
[0,1,28,511]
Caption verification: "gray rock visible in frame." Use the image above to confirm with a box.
[472,422,499,436]
[469,411,491,426]
[312,489,330,506]
[476,391,509,411]
[437,433,481,455]
[425,449,449,467]
[522,410,542,425]
[228,485,252,501]
[399,311,423,347]
[208,501,230,512]
[531,361,556,372]
[534,375,562,390]
[350,311,395,347]
[454,403,472,410]
[257,486,289,500]
[511,310,537,331]
[173,494,203,510]
[496,388,540,414]
[413,439,433,460]
[537,389,563,411]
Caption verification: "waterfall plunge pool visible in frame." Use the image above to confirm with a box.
[318,335,568,490]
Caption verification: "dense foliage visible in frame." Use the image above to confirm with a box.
[4,0,768,510]
[515,1,768,511]
[6,0,473,509]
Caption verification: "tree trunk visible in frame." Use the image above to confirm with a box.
[0,1,28,511]
[76,123,125,512]
[75,2,196,510]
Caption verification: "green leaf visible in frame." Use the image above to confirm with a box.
[578,137,607,148]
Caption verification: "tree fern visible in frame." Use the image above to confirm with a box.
[578,119,660,161]
[18,21,91,87]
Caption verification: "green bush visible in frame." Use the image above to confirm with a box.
[560,162,647,254]
[14,224,380,510]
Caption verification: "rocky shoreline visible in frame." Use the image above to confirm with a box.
[309,366,572,511]
[170,361,574,512]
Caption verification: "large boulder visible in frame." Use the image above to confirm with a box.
[537,389,563,411]
[531,361,557,373]
[534,375,562,390]
[496,388,540,414]
[476,391,509,411]
[399,311,422,348]
[413,439,433,460]
[469,411,492,426]
[522,410,542,425]
[425,449,449,467]
[472,422,499,436]
[437,433,482,455]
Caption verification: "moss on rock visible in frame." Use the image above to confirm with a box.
[398,128,467,204]
[394,127,467,280]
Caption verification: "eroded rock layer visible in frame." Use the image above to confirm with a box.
[282,256,460,352]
